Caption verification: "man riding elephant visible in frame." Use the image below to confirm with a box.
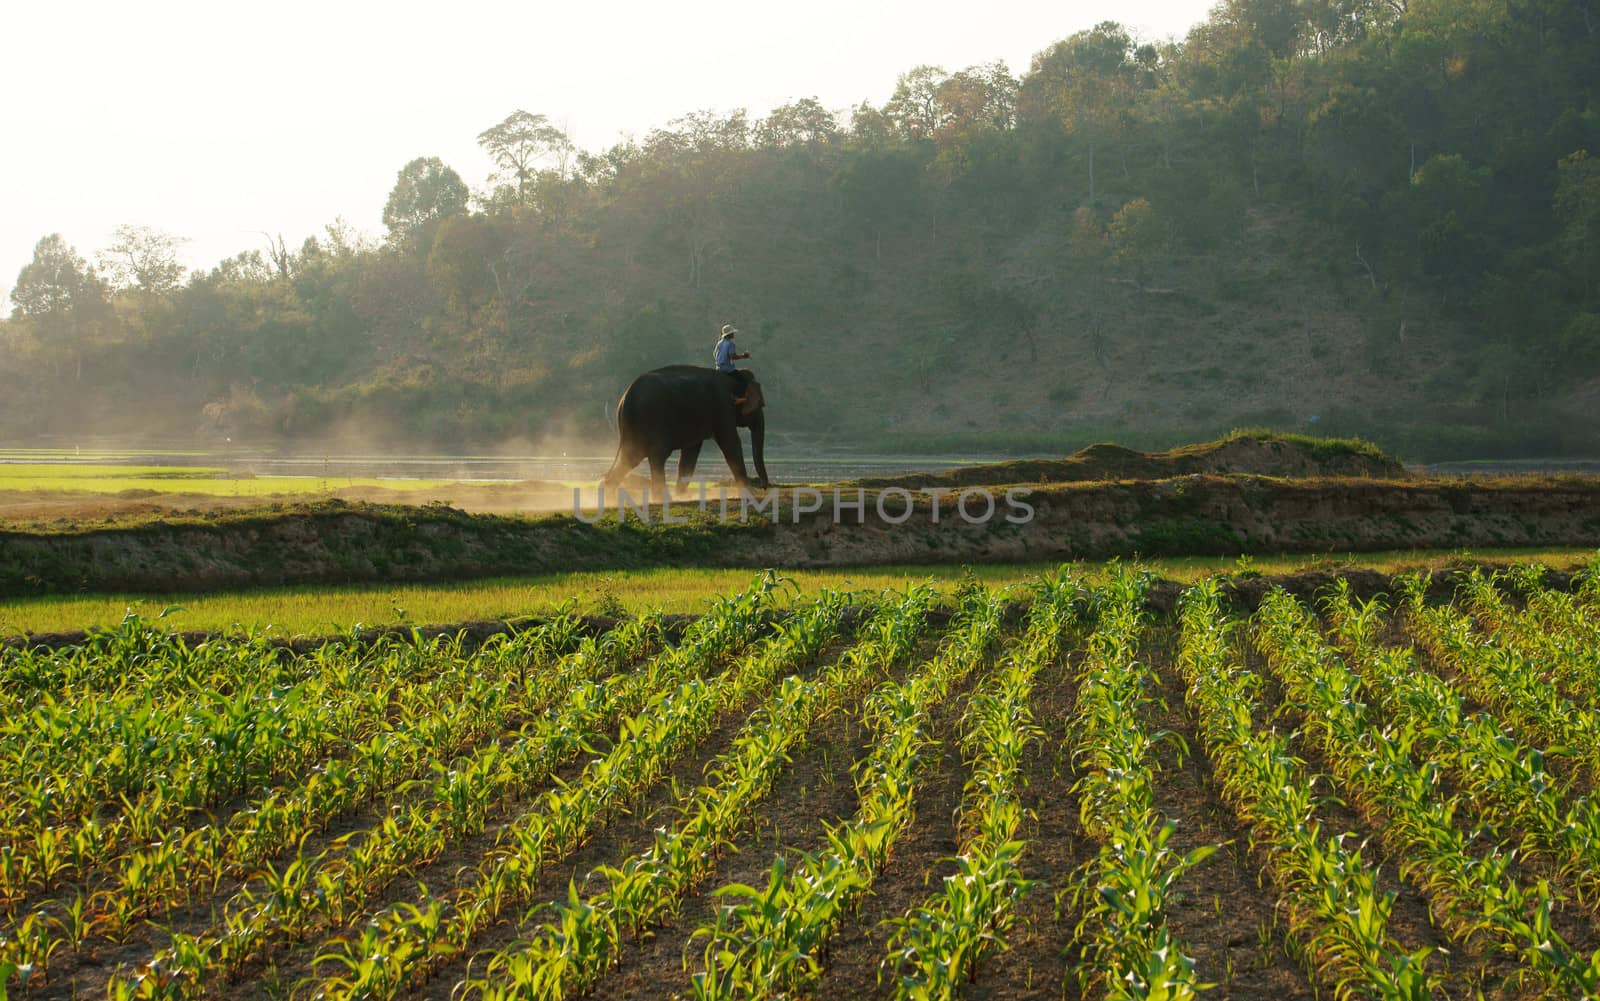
[713,323,752,404]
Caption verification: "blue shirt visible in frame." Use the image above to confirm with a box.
[714,337,737,373]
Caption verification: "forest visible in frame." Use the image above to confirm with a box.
[3,0,1597,460]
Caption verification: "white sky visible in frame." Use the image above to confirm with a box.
[0,0,1217,308]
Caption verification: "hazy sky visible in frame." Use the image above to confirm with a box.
[1,0,1217,308]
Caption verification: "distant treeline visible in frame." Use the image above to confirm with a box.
[4,0,1598,459]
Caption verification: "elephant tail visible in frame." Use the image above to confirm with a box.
[601,400,636,488]
[600,447,627,488]
[601,381,648,488]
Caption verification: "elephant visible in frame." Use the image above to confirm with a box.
[600,365,769,499]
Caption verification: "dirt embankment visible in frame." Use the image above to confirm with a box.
[846,432,1405,489]
[1,474,1598,597]
[745,474,1600,567]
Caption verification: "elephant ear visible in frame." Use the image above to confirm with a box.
[740,379,763,416]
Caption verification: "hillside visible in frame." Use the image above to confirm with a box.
[3,0,1596,461]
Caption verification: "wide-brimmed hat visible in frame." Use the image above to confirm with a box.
[720,324,738,338]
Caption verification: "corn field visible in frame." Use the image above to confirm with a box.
[4,557,1600,1000]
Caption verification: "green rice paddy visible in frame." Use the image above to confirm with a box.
[2,548,1589,638]
[0,463,468,496]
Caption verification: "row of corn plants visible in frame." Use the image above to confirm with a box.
[458,582,942,1001]
[1401,574,1600,786]
[0,612,626,913]
[0,624,543,833]
[1325,581,1600,906]
[1256,589,1600,996]
[880,569,1083,1000]
[0,612,596,906]
[295,579,848,1001]
[1176,580,1434,1000]
[0,612,312,705]
[1066,568,1214,1000]
[683,588,1005,1001]
[91,576,793,1001]
[7,611,657,981]
[0,615,649,995]
[1456,566,1600,710]
[1502,555,1600,633]
[1580,552,1600,609]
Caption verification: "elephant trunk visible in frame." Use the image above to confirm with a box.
[750,412,769,489]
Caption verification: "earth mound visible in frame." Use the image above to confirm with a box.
[844,430,1404,489]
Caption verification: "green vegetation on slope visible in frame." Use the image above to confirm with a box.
[2,1,1597,460]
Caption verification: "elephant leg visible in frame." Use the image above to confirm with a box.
[646,450,670,507]
[602,440,645,488]
[676,441,704,492]
[711,422,752,490]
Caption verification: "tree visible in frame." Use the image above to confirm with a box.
[321,217,375,259]
[883,65,949,141]
[209,249,274,285]
[1402,153,1492,280]
[1215,0,1306,59]
[427,215,508,310]
[1109,197,1166,286]
[647,109,751,155]
[97,224,187,294]
[937,61,1018,136]
[10,234,103,319]
[1304,84,1407,203]
[1025,23,1138,204]
[757,97,840,148]
[1556,150,1600,297]
[848,101,897,149]
[1068,206,1114,379]
[927,61,1022,212]
[382,157,469,244]
[476,110,574,205]
[1559,311,1600,368]
[833,150,922,260]
[9,233,111,380]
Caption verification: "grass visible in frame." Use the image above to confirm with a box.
[1210,426,1394,463]
[1,547,1591,638]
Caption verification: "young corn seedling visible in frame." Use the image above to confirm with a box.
[304,581,836,1001]
[1176,579,1435,1001]
[881,576,1080,999]
[686,593,1001,1001]
[1065,567,1214,1000]
[1258,587,1600,996]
